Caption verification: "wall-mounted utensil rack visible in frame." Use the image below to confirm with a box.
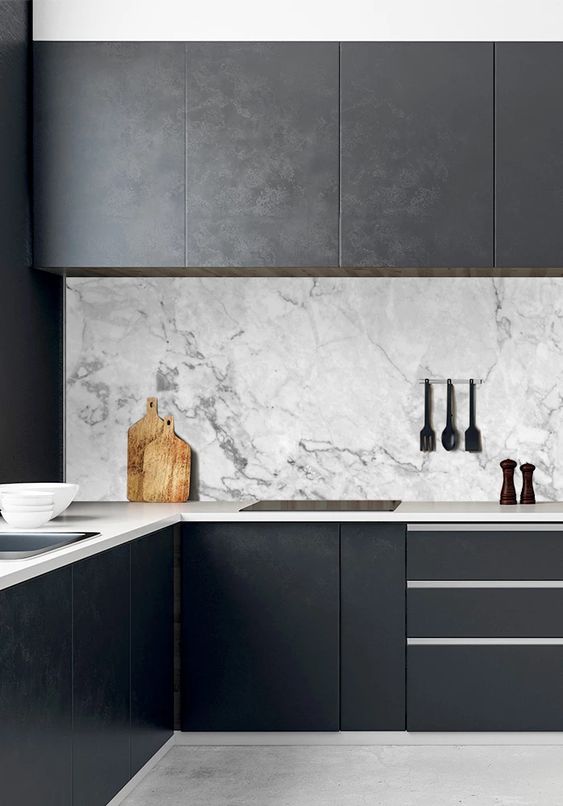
[417,379,484,385]
[418,378,483,453]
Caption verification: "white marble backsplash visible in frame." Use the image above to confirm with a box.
[66,277,563,502]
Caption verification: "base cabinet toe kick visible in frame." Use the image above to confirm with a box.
[407,524,563,732]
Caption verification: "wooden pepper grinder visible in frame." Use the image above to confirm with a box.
[500,458,517,505]
[520,463,536,505]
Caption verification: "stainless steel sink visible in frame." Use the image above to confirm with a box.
[0,532,100,559]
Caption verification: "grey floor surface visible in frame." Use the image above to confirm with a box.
[121,745,563,805]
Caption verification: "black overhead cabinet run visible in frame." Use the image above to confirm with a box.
[34,40,563,273]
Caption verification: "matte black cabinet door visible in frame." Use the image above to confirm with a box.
[496,44,563,267]
[131,527,174,773]
[34,42,185,267]
[181,522,340,730]
[340,43,493,267]
[186,43,339,267]
[340,524,406,730]
[0,569,72,806]
[73,545,131,806]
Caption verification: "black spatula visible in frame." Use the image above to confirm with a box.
[441,379,457,451]
[464,379,481,452]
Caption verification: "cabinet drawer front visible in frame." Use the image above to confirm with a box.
[408,529,563,580]
[407,645,563,731]
[408,587,563,637]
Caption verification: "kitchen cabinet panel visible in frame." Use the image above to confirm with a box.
[408,587,563,638]
[34,42,185,267]
[408,529,563,580]
[341,524,406,729]
[0,0,63,481]
[0,568,72,806]
[186,42,339,268]
[340,43,493,267]
[73,545,131,806]
[181,522,340,730]
[408,645,563,731]
[496,44,563,267]
[131,526,174,773]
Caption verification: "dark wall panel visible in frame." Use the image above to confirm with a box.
[0,0,62,481]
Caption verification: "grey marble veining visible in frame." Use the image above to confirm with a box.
[66,277,563,502]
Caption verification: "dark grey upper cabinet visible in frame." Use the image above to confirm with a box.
[186,43,339,267]
[340,43,494,267]
[34,42,185,267]
[496,44,563,267]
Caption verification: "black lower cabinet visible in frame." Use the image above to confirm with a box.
[0,568,72,806]
[131,527,174,772]
[408,645,563,731]
[72,545,131,806]
[340,524,406,730]
[181,522,340,731]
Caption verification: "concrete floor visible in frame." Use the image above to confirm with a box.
[121,745,563,805]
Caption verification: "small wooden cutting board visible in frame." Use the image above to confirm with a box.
[127,397,165,501]
[142,415,191,503]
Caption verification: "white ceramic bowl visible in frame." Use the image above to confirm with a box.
[1,492,55,508]
[2,503,55,511]
[2,508,54,528]
[0,483,78,518]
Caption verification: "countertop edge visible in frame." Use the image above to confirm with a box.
[2,500,563,591]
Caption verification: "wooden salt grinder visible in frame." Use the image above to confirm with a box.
[500,458,517,505]
[520,463,536,505]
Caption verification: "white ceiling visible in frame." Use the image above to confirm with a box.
[33,0,563,41]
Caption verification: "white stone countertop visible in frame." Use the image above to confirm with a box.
[2,499,563,591]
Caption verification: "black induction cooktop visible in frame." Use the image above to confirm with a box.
[240,500,401,512]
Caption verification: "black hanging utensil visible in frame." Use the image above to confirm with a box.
[419,379,435,452]
[464,378,481,452]
[441,378,457,451]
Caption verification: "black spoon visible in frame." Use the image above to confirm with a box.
[441,379,457,451]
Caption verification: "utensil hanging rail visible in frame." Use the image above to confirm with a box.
[417,379,484,385]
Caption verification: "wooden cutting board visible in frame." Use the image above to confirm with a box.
[127,397,165,501]
[142,415,191,503]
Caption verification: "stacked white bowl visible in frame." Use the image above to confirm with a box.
[0,491,55,528]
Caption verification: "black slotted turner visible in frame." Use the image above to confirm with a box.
[464,378,482,452]
[420,379,435,452]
